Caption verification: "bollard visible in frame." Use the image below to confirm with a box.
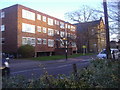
[112,50,115,60]
[72,63,78,80]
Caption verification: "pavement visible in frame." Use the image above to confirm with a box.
[9,55,96,65]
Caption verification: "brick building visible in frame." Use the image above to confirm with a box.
[0,4,77,57]
[75,17,106,53]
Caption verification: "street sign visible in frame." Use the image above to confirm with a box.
[82,45,86,48]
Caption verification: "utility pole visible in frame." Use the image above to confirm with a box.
[103,0,111,59]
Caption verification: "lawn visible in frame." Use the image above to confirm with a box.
[31,53,94,61]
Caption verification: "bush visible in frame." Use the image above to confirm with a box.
[18,44,35,58]
[77,59,120,88]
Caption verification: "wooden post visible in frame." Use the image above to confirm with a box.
[73,63,78,80]
[103,0,111,59]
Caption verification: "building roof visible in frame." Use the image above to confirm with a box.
[74,17,103,31]
[2,4,74,25]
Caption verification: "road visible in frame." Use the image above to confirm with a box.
[9,55,95,79]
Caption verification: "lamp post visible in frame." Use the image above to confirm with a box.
[63,37,68,61]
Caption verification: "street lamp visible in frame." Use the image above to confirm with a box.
[63,37,68,61]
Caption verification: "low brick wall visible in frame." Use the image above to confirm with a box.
[55,48,72,55]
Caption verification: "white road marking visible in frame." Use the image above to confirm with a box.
[11,64,72,74]
[56,64,71,68]
[11,59,92,75]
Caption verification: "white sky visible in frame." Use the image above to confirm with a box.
[0,0,102,21]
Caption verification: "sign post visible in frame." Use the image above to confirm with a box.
[82,45,86,55]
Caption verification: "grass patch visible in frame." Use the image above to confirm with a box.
[31,53,94,61]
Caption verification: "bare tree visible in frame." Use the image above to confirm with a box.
[65,5,102,23]
[92,1,120,40]
[65,5,105,53]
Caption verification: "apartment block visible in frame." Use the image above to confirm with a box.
[0,4,77,57]
[75,17,106,53]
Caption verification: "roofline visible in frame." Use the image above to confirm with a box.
[74,17,103,25]
[1,4,75,25]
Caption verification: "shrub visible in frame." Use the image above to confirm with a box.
[77,59,120,88]
[18,44,35,58]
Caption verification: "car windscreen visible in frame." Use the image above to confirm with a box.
[100,50,107,54]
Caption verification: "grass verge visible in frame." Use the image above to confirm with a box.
[30,53,94,61]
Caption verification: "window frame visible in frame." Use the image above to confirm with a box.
[48,39,54,47]
[1,12,5,18]
[37,38,42,44]
[48,28,54,36]
[37,26,42,32]
[43,27,47,33]
[22,9,35,21]
[43,39,47,45]
[42,16,47,22]
[48,18,53,25]
[1,25,5,31]
[22,23,35,33]
[37,14,41,20]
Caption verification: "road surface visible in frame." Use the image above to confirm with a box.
[9,55,95,79]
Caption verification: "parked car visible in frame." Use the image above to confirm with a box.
[0,53,10,76]
[97,48,120,59]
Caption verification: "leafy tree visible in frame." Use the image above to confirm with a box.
[18,44,35,58]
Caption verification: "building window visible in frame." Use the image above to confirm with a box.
[0,38,5,44]
[43,16,46,22]
[43,39,47,45]
[22,23,35,33]
[70,34,76,39]
[68,33,71,37]
[71,42,76,47]
[22,9,35,21]
[31,38,36,44]
[91,29,95,35]
[60,42,64,47]
[56,21,59,25]
[48,18,53,25]
[54,20,59,25]
[22,37,27,45]
[1,25,5,31]
[54,20,57,24]
[65,24,68,28]
[22,37,35,45]
[37,26,42,32]
[55,30,59,35]
[43,27,47,33]
[60,31,65,37]
[60,22,65,29]
[37,38,42,44]
[48,28,54,36]
[68,25,71,29]
[48,39,54,47]
[71,26,75,31]
[1,12,5,18]
[37,14,41,20]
